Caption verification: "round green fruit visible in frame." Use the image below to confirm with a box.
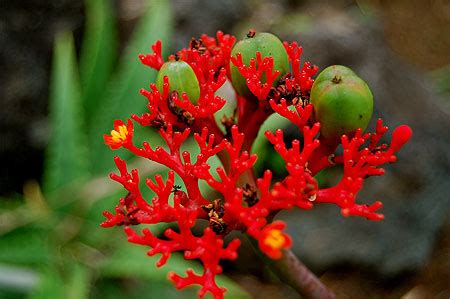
[156,60,200,104]
[310,65,374,140]
[230,32,289,97]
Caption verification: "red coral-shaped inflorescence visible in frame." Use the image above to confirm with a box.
[102,31,412,298]
[283,41,319,94]
[315,120,413,220]
[230,52,280,101]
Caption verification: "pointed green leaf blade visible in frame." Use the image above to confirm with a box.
[43,31,90,193]
[89,0,173,174]
[80,0,117,124]
[65,263,91,299]
[26,264,91,299]
[27,269,64,299]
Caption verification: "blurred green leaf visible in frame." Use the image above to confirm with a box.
[65,263,91,299]
[89,0,173,174]
[99,244,250,298]
[80,0,117,124]
[25,263,91,299]
[99,242,196,281]
[27,268,64,299]
[0,195,23,209]
[0,228,50,266]
[431,64,450,100]
[92,278,196,299]
[0,289,26,299]
[43,31,90,193]
[216,276,251,299]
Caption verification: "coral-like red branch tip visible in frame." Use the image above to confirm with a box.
[389,125,412,153]
[139,40,164,70]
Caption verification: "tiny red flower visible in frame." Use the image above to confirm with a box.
[258,221,292,260]
[103,119,133,150]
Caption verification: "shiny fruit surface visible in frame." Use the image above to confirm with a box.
[156,60,200,104]
[310,65,373,140]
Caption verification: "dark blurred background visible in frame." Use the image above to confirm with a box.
[1,0,449,298]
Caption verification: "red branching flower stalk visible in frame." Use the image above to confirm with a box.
[139,40,164,70]
[102,31,412,298]
[283,41,318,93]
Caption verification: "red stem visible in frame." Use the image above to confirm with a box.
[237,97,272,153]
[308,137,339,175]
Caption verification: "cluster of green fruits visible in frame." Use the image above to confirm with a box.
[155,31,373,141]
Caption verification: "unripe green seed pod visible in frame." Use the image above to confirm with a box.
[156,60,201,104]
[310,65,374,140]
[230,32,289,97]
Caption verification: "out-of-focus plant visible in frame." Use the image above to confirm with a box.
[431,65,450,102]
[0,1,249,298]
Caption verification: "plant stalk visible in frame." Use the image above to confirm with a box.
[263,248,336,299]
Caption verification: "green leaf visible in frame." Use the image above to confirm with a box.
[99,242,192,281]
[99,243,250,298]
[65,263,91,299]
[92,278,196,299]
[43,31,90,193]
[80,0,117,124]
[0,289,27,299]
[216,276,251,299]
[26,263,91,299]
[89,0,173,174]
[27,269,64,299]
[0,228,50,266]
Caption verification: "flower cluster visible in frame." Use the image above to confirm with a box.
[102,31,412,298]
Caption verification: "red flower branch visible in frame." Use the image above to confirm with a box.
[230,52,280,101]
[270,99,313,130]
[315,120,413,220]
[102,30,412,298]
[139,40,164,70]
[283,41,318,93]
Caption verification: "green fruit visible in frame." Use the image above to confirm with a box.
[310,65,374,140]
[156,60,200,104]
[230,32,289,97]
